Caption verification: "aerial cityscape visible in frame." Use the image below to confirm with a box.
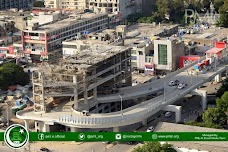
[0,0,228,152]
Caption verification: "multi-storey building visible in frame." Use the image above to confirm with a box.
[0,0,35,10]
[32,44,132,115]
[89,0,136,18]
[44,0,88,10]
[21,11,109,62]
[44,0,138,18]
[154,38,185,72]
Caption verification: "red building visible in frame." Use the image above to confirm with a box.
[179,55,201,68]
[206,42,226,64]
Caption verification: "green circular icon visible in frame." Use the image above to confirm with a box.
[152,134,158,140]
[4,124,29,149]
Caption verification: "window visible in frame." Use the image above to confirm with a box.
[158,44,167,65]
[138,51,143,55]
[63,44,77,49]
[131,56,137,60]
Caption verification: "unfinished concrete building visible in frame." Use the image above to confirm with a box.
[32,44,132,114]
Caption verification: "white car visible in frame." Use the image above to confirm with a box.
[165,112,171,118]
[147,126,154,132]
[178,83,186,89]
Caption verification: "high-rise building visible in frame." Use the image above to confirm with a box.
[0,0,35,10]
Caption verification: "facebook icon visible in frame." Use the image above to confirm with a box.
[38,133,45,140]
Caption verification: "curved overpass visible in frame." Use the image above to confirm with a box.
[17,61,228,128]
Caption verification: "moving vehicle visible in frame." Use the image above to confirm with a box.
[147,126,154,132]
[178,83,186,89]
[168,80,180,86]
[164,112,171,118]
[40,147,51,152]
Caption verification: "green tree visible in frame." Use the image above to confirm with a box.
[213,0,225,11]
[155,0,171,22]
[216,78,228,97]
[202,107,227,126]
[33,1,45,7]
[132,142,176,152]
[0,63,29,90]
[216,91,228,112]
[218,0,228,27]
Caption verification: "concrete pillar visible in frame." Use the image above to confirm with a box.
[215,74,221,83]
[70,127,79,132]
[162,105,182,123]
[24,119,29,130]
[40,72,46,112]
[43,123,50,132]
[35,121,39,132]
[201,91,207,111]
[84,90,88,104]
[175,106,182,123]
[93,87,97,99]
[190,90,207,111]
[113,126,120,132]
[142,119,147,126]
[73,76,78,110]
[83,72,88,104]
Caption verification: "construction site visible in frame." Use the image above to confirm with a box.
[32,44,132,115]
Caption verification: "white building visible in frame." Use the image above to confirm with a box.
[154,38,185,72]
[44,0,139,18]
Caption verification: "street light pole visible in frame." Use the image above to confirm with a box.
[119,95,123,120]
[163,81,166,102]
[6,102,9,127]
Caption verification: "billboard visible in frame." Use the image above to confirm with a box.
[179,56,201,68]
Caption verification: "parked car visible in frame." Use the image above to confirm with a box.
[0,95,6,103]
[178,83,186,89]
[164,112,171,118]
[40,147,51,152]
[147,126,155,132]
[127,141,136,145]
[168,80,180,86]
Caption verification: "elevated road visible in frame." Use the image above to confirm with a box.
[17,59,228,128]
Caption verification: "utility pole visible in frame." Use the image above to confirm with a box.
[164,81,166,102]
[119,95,123,121]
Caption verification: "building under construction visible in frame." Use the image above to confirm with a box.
[32,44,132,114]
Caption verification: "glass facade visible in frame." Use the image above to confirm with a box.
[158,44,167,65]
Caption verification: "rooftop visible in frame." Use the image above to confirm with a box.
[127,23,178,37]
[26,12,107,32]
[63,44,130,69]
[205,47,224,54]
[182,26,228,42]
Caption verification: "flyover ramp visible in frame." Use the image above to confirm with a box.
[16,63,228,128]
